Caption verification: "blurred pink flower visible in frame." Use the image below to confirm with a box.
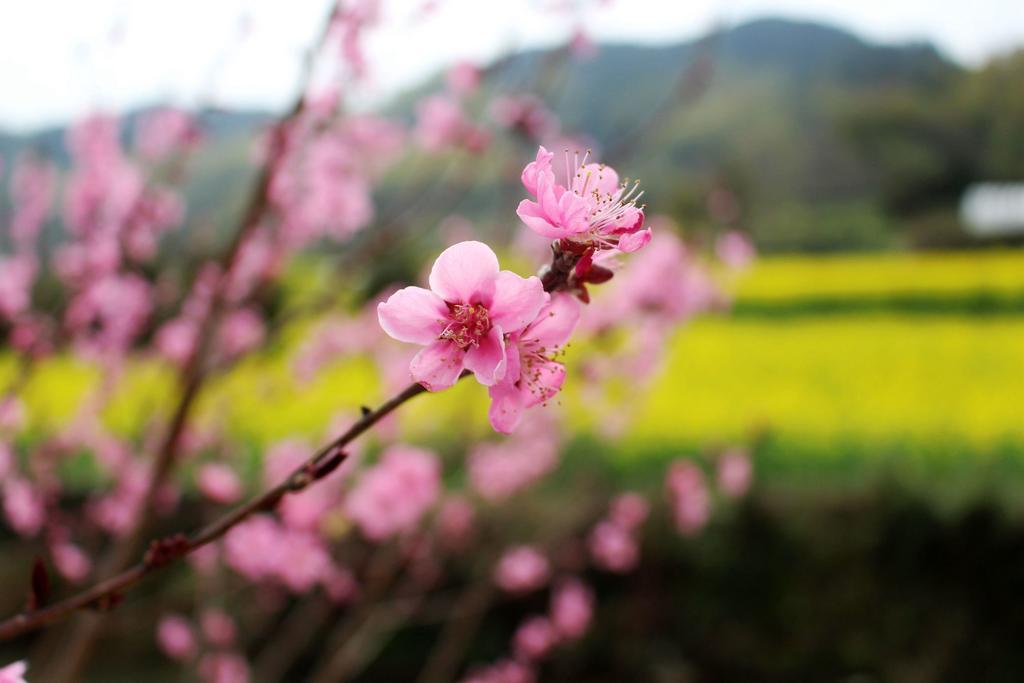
[608,492,650,532]
[717,449,753,498]
[490,95,555,141]
[198,652,250,683]
[513,616,558,661]
[2,478,44,537]
[570,28,598,59]
[0,661,28,683]
[197,464,243,504]
[447,61,481,96]
[345,445,440,540]
[517,146,648,253]
[263,440,338,531]
[135,108,201,161]
[157,614,197,661]
[468,416,559,501]
[436,496,476,550]
[716,230,756,270]
[589,520,638,573]
[216,308,266,359]
[488,293,579,433]
[51,541,91,583]
[155,317,199,366]
[276,529,333,592]
[200,608,237,648]
[494,545,550,593]
[9,155,55,251]
[550,577,594,639]
[0,256,35,321]
[0,398,25,433]
[224,515,281,582]
[65,273,152,355]
[377,241,545,391]
[415,95,470,151]
[667,461,711,536]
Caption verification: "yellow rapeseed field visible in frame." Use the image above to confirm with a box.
[5,250,1024,453]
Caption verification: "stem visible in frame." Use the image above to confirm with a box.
[2,200,577,645]
[0,380,430,642]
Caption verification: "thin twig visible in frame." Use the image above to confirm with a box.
[0,380,429,642]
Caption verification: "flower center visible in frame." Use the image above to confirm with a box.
[439,303,491,349]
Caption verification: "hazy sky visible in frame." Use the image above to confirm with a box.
[1,0,1022,131]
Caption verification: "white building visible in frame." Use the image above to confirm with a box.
[961,183,1024,237]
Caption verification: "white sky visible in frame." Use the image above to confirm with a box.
[0,0,1022,132]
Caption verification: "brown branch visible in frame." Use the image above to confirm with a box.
[0,380,430,642]
[3,210,578,646]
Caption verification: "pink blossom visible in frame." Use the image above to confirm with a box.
[513,616,558,661]
[716,230,756,269]
[135,107,201,160]
[608,492,650,532]
[488,293,579,433]
[9,155,55,251]
[589,520,638,573]
[0,661,27,683]
[516,146,648,253]
[550,578,594,639]
[436,496,475,549]
[377,241,545,391]
[263,439,340,531]
[51,542,91,582]
[155,317,199,366]
[3,478,44,537]
[0,256,35,321]
[570,28,598,60]
[200,608,237,647]
[345,445,440,540]
[490,95,555,141]
[666,461,711,536]
[494,545,550,593]
[198,652,250,683]
[64,273,152,355]
[216,308,265,359]
[468,416,559,500]
[157,614,197,661]
[197,464,243,504]
[224,515,281,582]
[446,61,481,96]
[415,95,470,151]
[276,529,333,592]
[717,449,753,498]
[0,398,25,433]
[322,565,359,604]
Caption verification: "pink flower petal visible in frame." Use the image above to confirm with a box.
[428,241,498,305]
[618,228,651,253]
[410,340,466,391]
[523,294,580,349]
[490,272,546,333]
[516,199,566,239]
[488,379,525,434]
[377,286,448,345]
[521,146,554,196]
[522,360,566,409]
[463,327,506,386]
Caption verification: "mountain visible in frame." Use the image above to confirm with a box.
[4,18,1012,252]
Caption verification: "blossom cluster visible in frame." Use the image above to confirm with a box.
[378,146,653,433]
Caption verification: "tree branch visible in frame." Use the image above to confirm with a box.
[0,380,430,642]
